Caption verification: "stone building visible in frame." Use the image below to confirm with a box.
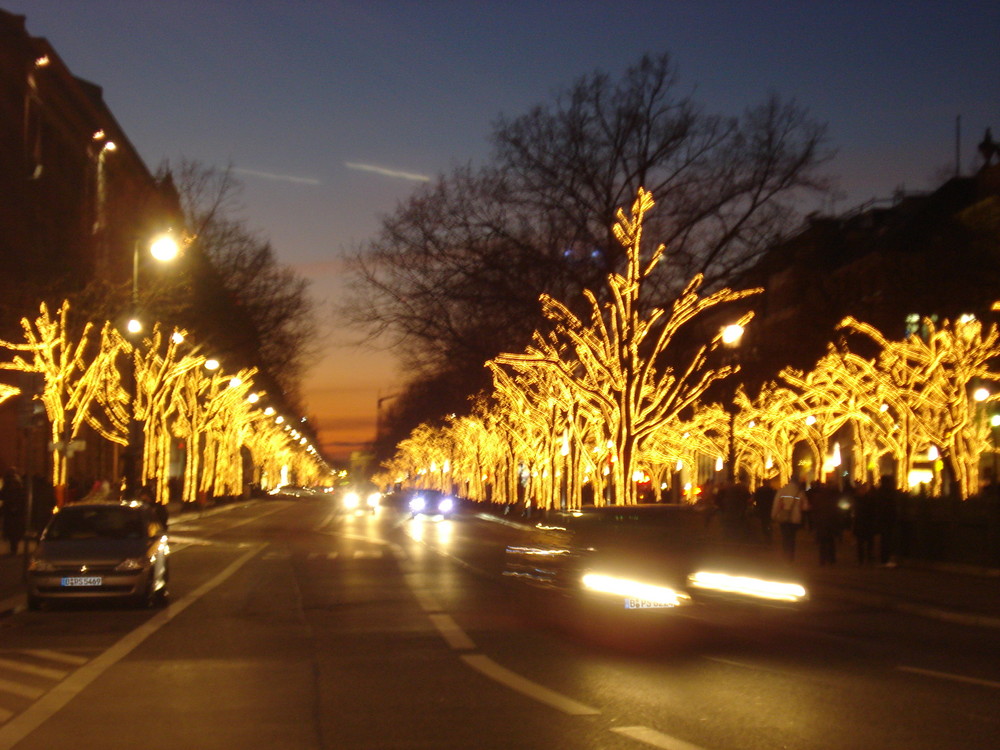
[0,9,182,485]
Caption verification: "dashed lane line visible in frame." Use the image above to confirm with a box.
[19,650,88,667]
[897,665,1000,690]
[0,678,44,700]
[610,726,708,750]
[461,654,600,716]
[0,660,66,681]
[428,614,476,651]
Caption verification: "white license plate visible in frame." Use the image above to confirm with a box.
[61,576,102,587]
[624,597,674,609]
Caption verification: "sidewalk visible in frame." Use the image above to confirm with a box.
[793,534,1000,629]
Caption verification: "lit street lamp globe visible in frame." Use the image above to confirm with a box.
[149,232,180,262]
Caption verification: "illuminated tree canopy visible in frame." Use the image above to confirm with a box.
[378,191,1000,504]
[0,300,328,504]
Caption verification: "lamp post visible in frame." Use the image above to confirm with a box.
[721,323,745,482]
[123,231,181,497]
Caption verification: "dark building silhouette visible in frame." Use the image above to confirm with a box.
[0,9,182,479]
[737,163,1000,387]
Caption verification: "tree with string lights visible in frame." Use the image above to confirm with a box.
[493,188,760,505]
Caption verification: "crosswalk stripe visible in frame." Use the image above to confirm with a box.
[19,650,88,667]
[0,678,44,700]
[0,659,67,681]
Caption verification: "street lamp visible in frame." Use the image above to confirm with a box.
[123,231,181,497]
[128,231,180,334]
[721,323,745,481]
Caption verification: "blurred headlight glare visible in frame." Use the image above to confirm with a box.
[582,573,687,607]
[688,571,807,602]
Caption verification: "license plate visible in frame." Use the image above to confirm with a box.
[61,576,102,587]
[624,597,674,609]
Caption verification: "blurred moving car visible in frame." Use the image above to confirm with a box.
[27,501,170,610]
[504,504,807,635]
[341,489,381,515]
[269,485,322,498]
[406,489,456,519]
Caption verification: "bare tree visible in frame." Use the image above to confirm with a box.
[159,160,317,407]
[347,53,833,428]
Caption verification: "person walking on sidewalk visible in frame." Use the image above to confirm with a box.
[853,481,878,565]
[0,467,27,555]
[872,475,899,566]
[809,480,841,565]
[772,476,808,563]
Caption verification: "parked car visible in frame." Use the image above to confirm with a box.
[26,501,170,610]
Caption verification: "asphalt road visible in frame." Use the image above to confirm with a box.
[0,496,997,749]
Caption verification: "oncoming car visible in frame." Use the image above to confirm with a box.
[341,489,381,514]
[407,490,456,519]
[26,501,170,610]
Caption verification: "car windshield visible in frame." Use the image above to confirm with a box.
[43,507,146,541]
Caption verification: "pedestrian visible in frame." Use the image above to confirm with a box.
[0,467,27,555]
[81,479,113,503]
[752,477,777,543]
[852,481,878,565]
[717,478,751,541]
[871,475,899,566]
[771,476,808,563]
[808,480,841,565]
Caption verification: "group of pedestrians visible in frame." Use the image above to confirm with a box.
[751,475,899,566]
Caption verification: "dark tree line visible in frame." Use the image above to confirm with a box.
[162,160,317,412]
[346,53,835,452]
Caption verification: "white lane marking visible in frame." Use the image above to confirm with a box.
[0,659,66,681]
[429,614,476,650]
[611,726,707,749]
[410,588,442,614]
[0,678,44,700]
[19,650,88,667]
[897,665,1000,689]
[306,552,339,560]
[461,654,600,716]
[0,544,264,750]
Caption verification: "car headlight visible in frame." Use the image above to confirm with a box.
[28,558,56,573]
[366,492,380,508]
[343,492,360,510]
[438,497,455,514]
[114,557,149,572]
[409,495,426,513]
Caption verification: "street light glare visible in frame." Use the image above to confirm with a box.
[149,233,180,262]
[126,318,141,334]
[721,323,744,346]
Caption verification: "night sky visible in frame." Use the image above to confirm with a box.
[5,1,998,460]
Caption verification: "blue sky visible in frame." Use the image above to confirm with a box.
[5,1,998,458]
